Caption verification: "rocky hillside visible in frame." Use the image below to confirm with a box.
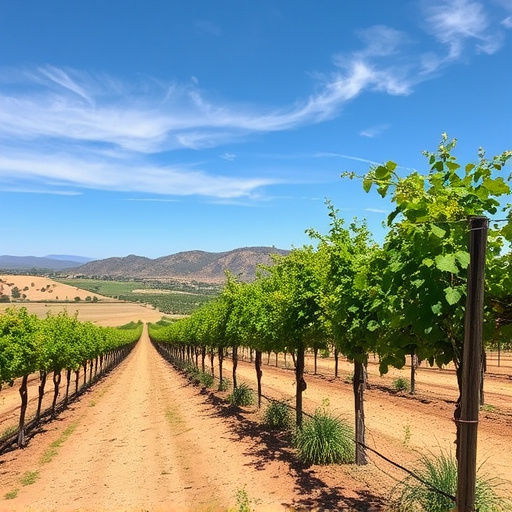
[66,247,289,283]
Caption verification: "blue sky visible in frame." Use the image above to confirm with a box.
[1,0,511,260]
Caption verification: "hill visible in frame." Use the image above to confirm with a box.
[65,247,289,283]
[0,255,89,271]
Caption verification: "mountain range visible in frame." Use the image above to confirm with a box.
[0,247,289,283]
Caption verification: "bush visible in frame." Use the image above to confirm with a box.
[218,378,231,392]
[199,371,214,388]
[227,383,255,407]
[393,377,409,392]
[391,450,509,512]
[264,400,293,430]
[293,409,354,465]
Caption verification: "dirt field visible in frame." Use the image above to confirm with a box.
[0,325,511,511]
[0,276,511,510]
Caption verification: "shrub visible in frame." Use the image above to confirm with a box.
[199,371,214,388]
[391,450,509,512]
[293,409,354,465]
[227,383,255,407]
[393,377,409,392]
[264,400,293,430]
[218,378,231,392]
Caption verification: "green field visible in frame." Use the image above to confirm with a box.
[55,278,220,315]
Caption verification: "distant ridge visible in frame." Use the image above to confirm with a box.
[69,247,289,283]
[0,255,88,271]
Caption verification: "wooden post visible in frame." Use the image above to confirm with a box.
[456,216,488,512]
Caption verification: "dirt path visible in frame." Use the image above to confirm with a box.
[0,329,385,512]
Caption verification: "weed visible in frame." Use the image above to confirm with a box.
[390,450,510,512]
[344,372,354,384]
[218,378,231,392]
[263,399,293,430]
[235,487,252,512]
[4,489,18,499]
[402,424,411,447]
[393,377,409,392]
[20,471,39,486]
[293,408,354,465]
[227,383,255,407]
[199,371,214,388]
[481,403,497,413]
[40,421,79,464]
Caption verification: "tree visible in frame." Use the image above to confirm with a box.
[309,202,379,465]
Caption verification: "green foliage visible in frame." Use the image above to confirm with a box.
[20,471,39,486]
[391,451,509,512]
[263,399,293,430]
[218,378,231,392]
[228,383,255,407]
[199,371,214,388]
[393,377,409,392]
[293,408,355,465]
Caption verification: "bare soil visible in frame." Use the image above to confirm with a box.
[1,328,511,511]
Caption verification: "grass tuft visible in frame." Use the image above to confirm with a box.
[227,383,255,407]
[392,377,409,392]
[20,471,39,486]
[293,408,354,465]
[390,450,510,512]
[263,399,293,430]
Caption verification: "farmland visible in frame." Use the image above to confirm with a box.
[0,323,511,510]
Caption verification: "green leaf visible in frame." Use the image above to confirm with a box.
[386,160,397,171]
[422,258,434,267]
[430,225,446,239]
[434,253,459,274]
[367,320,379,332]
[444,286,462,306]
[431,302,442,315]
[363,178,372,193]
[483,177,510,195]
[446,161,460,171]
[455,251,470,269]
[374,165,390,180]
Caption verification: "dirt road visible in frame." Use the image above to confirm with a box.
[0,328,385,512]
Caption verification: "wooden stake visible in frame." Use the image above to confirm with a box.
[456,216,488,512]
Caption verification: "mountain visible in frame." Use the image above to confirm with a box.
[45,254,95,263]
[0,255,88,271]
[68,247,289,283]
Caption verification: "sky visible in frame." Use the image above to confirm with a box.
[1,0,511,260]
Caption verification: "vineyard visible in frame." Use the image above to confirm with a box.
[1,137,512,510]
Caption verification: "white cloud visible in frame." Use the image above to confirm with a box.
[0,149,276,199]
[502,16,512,28]
[422,0,504,65]
[359,124,391,138]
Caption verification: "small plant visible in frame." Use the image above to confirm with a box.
[393,377,409,392]
[20,470,39,486]
[4,489,18,499]
[293,408,354,465]
[199,371,214,388]
[218,378,231,392]
[344,372,354,384]
[402,424,411,447]
[228,383,255,407]
[481,403,497,413]
[391,450,509,512]
[234,486,252,512]
[263,399,293,430]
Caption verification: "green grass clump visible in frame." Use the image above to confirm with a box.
[20,471,39,486]
[263,400,293,430]
[218,378,231,392]
[199,371,214,388]
[228,383,255,407]
[4,489,18,500]
[293,409,354,465]
[393,377,409,392]
[391,450,509,512]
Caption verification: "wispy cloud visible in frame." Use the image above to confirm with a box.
[359,124,391,138]
[421,0,505,70]
[0,0,508,199]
